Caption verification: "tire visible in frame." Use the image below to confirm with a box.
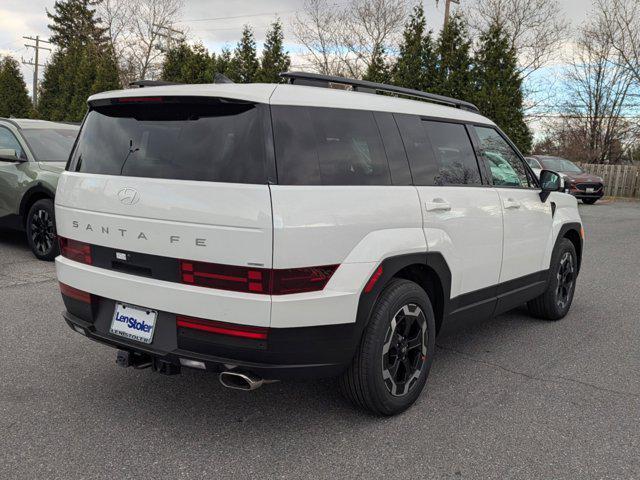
[582,198,597,205]
[339,279,436,416]
[26,198,58,261]
[527,238,577,320]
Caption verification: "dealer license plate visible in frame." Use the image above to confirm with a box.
[110,303,158,344]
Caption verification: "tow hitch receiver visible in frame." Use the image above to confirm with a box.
[116,350,152,369]
[152,358,181,375]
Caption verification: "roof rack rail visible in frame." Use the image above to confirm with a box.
[280,71,480,113]
[129,80,183,88]
[0,117,21,129]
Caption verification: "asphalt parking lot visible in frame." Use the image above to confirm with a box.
[1,201,639,479]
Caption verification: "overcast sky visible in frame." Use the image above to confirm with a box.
[0,0,592,98]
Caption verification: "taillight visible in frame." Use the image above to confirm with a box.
[271,266,338,295]
[59,282,92,304]
[179,261,338,295]
[177,315,268,340]
[59,237,92,265]
[180,261,270,294]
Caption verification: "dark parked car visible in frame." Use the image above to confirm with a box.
[530,155,604,204]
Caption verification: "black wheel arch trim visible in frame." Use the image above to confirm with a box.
[353,252,451,342]
[19,184,56,222]
[556,222,583,273]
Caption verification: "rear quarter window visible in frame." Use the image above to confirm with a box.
[70,100,268,184]
[272,106,392,186]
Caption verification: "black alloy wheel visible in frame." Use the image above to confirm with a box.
[527,238,578,320]
[339,279,435,416]
[555,251,575,311]
[381,304,428,397]
[26,198,59,261]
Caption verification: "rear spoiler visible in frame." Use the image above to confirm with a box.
[129,80,182,88]
[129,74,234,88]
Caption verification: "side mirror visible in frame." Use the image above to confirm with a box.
[539,169,562,202]
[0,149,22,162]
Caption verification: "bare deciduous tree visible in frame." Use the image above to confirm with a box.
[340,0,410,77]
[291,0,409,77]
[99,0,183,85]
[539,13,635,164]
[596,0,640,86]
[291,0,345,75]
[467,0,568,76]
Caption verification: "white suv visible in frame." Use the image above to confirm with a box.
[55,73,583,415]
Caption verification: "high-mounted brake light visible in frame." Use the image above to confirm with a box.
[59,282,92,304]
[179,261,338,295]
[115,97,163,103]
[176,315,268,340]
[59,237,92,265]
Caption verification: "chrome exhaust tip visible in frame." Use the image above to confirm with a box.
[219,370,265,391]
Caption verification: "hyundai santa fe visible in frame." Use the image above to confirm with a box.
[55,72,583,415]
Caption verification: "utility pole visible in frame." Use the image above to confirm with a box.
[22,36,51,108]
[441,0,460,28]
[153,24,185,53]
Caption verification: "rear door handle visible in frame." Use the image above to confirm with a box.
[424,198,451,212]
[503,198,521,209]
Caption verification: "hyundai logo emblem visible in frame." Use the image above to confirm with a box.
[118,188,140,205]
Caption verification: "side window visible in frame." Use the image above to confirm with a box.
[272,106,392,186]
[0,127,26,159]
[474,127,530,188]
[373,112,412,185]
[395,115,482,186]
[394,114,435,185]
[422,121,482,186]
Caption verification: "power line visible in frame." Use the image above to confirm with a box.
[21,36,51,107]
[526,114,640,120]
[179,10,298,23]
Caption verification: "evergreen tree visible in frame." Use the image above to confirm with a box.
[39,0,120,121]
[256,20,290,83]
[161,44,192,83]
[363,44,390,84]
[214,48,233,78]
[227,26,259,83]
[47,0,107,49]
[38,48,80,121]
[434,13,473,101]
[161,43,214,84]
[0,56,32,117]
[392,4,437,91]
[473,23,532,153]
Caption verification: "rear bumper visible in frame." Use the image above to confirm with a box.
[56,252,372,379]
[62,296,358,380]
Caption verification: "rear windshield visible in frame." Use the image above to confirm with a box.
[22,128,78,162]
[70,101,267,184]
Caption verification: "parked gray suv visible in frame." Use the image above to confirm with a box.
[0,118,79,259]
